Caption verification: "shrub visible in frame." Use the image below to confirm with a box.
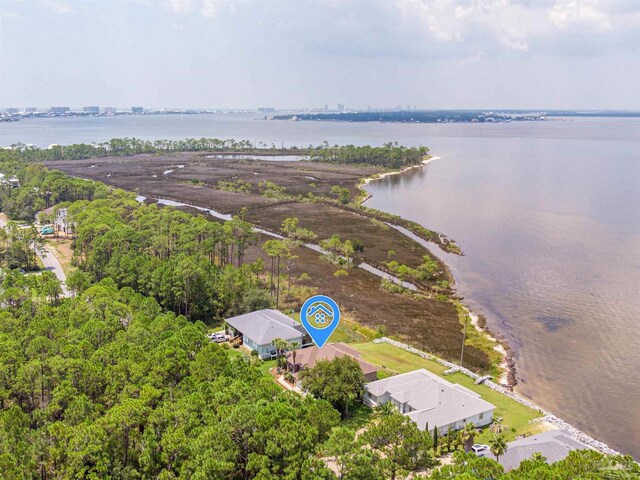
[381,279,406,294]
[351,238,365,252]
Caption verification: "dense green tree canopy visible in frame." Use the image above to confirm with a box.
[299,357,366,417]
[67,191,262,321]
[0,154,110,221]
[0,276,341,479]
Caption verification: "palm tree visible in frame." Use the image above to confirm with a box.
[489,417,507,435]
[489,435,508,463]
[460,422,480,452]
[530,452,547,463]
[272,338,288,370]
[287,341,300,372]
[372,401,396,419]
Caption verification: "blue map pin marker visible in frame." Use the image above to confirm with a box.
[300,295,341,348]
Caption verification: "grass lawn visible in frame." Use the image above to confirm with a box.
[351,342,544,442]
[258,359,277,376]
[340,402,373,432]
[226,347,277,376]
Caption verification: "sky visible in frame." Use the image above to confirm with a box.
[1,0,639,110]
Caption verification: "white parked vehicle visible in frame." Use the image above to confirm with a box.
[471,444,489,454]
[207,332,226,343]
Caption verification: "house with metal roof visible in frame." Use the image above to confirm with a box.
[286,342,379,382]
[478,429,590,470]
[225,309,308,359]
[364,369,496,435]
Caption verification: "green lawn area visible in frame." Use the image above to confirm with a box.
[258,359,277,376]
[341,402,374,432]
[351,342,544,442]
[226,347,277,375]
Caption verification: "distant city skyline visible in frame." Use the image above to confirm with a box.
[1,0,639,110]
[4,105,640,115]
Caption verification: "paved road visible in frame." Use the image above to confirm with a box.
[0,217,68,293]
[39,244,68,289]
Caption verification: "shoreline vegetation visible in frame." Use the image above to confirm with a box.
[0,138,624,461]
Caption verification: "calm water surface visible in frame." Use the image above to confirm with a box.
[2,114,639,457]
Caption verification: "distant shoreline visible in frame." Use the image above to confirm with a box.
[269,110,640,124]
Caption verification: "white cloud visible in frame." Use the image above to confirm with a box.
[393,0,539,52]
[1,11,24,19]
[161,0,225,17]
[200,0,221,18]
[164,0,197,15]
[39,0,73,14]
[549,1,611,31]
[426,14,461,43]
[499,28,529,51]
[146,0,637,59]
[394,0,463,43]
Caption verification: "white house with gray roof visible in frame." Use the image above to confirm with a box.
[364,369,495,435]
[225,309,307,359]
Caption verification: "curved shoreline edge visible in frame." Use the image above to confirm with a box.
[358,155,515,380]
[360,157,622,457]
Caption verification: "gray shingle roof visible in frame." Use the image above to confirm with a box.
[225,309,303,345]
[479,429,590,471]
[365,369,495,430]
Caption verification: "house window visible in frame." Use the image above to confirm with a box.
[479,412,484,420]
